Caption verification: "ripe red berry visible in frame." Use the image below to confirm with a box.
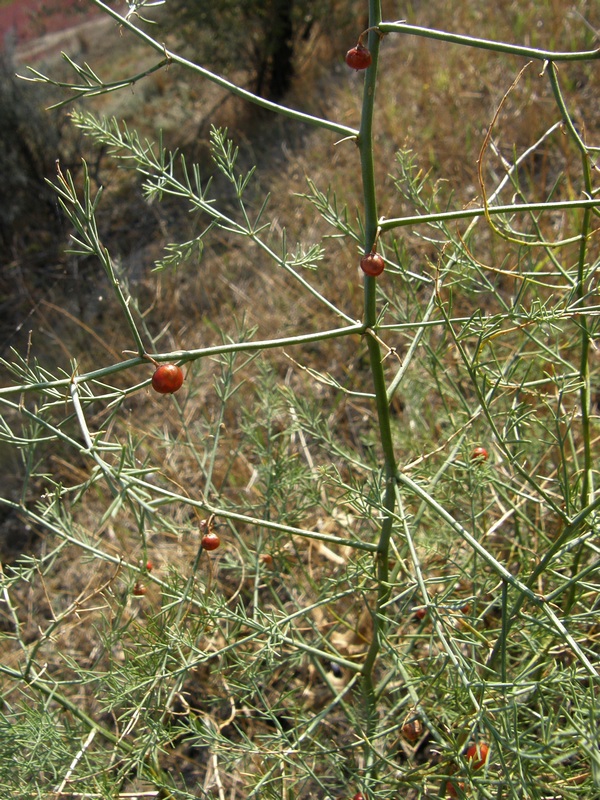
[151,364,184,394]
[445,781,464,798]
[360,252,385,277]
[414,607,427,621]
[465,742,489,769]
[345,43,372,70]
[471,446,489,462]
[201,531,221,551]
[146,560,154,572]
[352,794,366,800]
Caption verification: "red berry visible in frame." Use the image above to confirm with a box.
[345,43,372,70]
[360,252,385,277]
[445,781,464,798]
[151,364,184,394]
[260,553,273,567]
[471,446,489,462]
[146,560,154,572]
[132,581,146,596]
[201,531,221,551]
[414,607,427,621]
[465,742,489,769]
[401,719,423,743]
[352,794,366,800]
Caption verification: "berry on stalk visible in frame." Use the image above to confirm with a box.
[360,251,385,277]
[345,43,372,70]
[201,531,221,551]
[151,364,184,394]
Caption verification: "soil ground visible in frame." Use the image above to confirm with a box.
[0,0,105,61]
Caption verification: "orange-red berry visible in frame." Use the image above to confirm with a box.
[151,364,184,394]
[471,446,489,462]
[360,252,385,277]
[345,43,372,70]
[465,742,489,769]
[445,781,464,798]
[201,531,221,551]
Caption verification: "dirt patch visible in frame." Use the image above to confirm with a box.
[0,0,109,62]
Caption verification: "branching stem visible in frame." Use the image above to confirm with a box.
[357,0,398,773]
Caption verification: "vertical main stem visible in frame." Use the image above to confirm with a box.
[547,63,595,613]
[357,0,398,765]
[547,64,594,509]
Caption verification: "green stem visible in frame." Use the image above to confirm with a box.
[547,63,594,506]
[546,62,594,614]
[379,21,600,61]
[379,198,599,233]
[395,472,539,602]
[54,162,147,356]
[485,493,600,671]
[101,248,147,356]
[356,0,398,775]
[0,322,364,397]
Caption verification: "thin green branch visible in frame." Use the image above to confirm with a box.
[54,162,147,356]
[21,56,171,109]
[379,20,600,61]
[547,63,595,508]
[0,322,364,397]
[395,472,540,602]
[379,198,599,233]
